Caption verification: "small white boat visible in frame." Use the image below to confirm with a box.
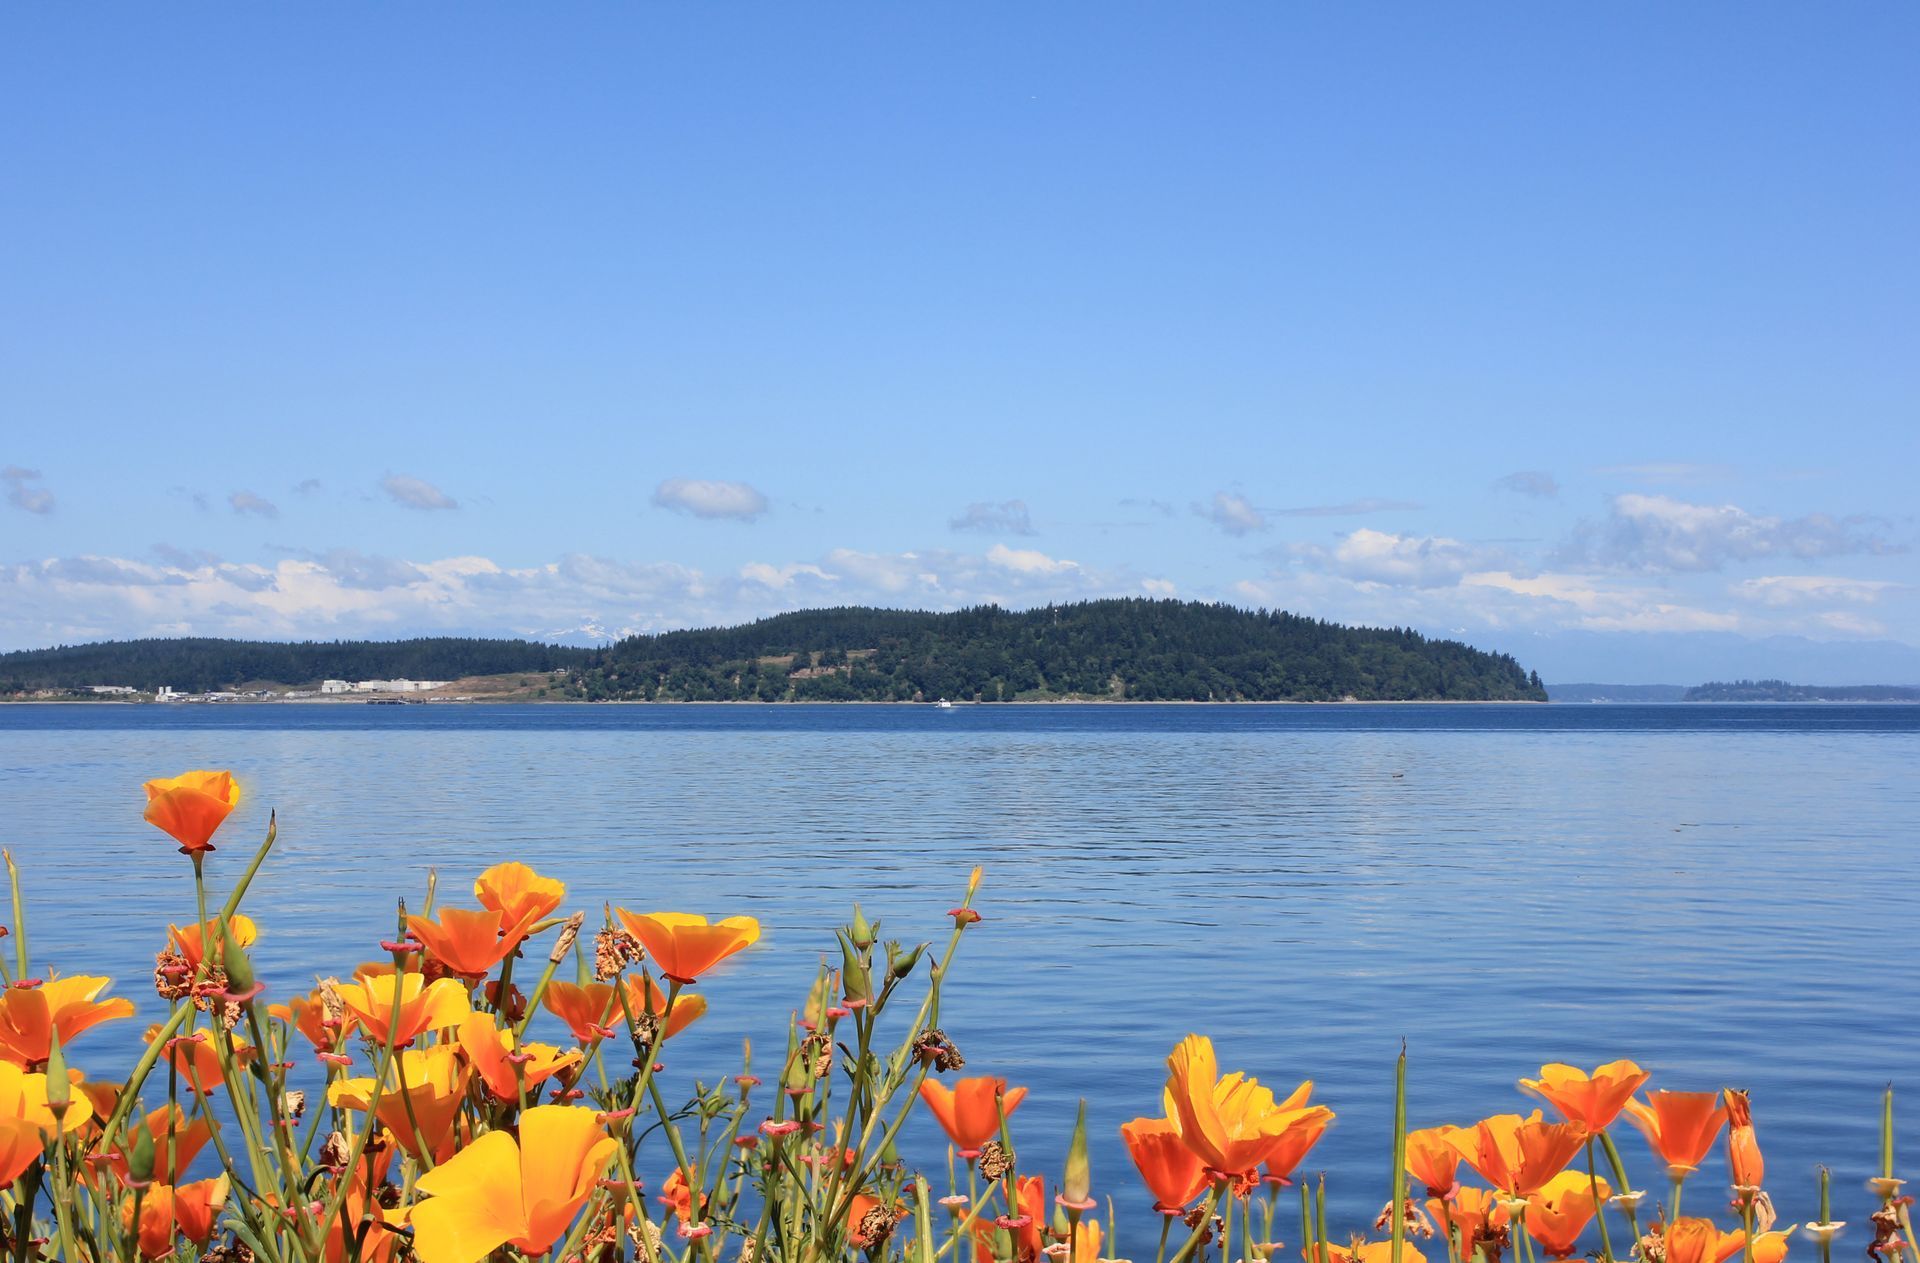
[934,698,953,709]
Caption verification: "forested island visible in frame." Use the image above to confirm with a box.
[2,600,1548,703]
[1684,679,1920,702]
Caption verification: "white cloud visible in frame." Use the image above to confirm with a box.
[1195,491,1267,536]
[1731,575,1898,606]
[3,467,54,515]
[986,543,1078,576]
[1493,471,1559,499]
[949,500,1035,535]
[229,490,279,519]
[1557,493,1898,573]
[1327,528,1490,588]
[1141,578,1177,597]
[1595,462,1737,485]
[0,538,1177,650]
[651,478,769,522]
[381,474,459,511]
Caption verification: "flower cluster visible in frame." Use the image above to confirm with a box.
[0,769,1905,1263]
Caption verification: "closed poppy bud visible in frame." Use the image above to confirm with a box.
[838,932,872,1007]
[127,1115,156,1182]
[44,1035,71,1119]
[1062,1099,1092,1208]
[889,942,927,980]
[849,904,878,950]
[222,929,257,994]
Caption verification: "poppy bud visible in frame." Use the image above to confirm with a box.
[848,904,879,950]
[1061,1098,1092,1210]
[222,927,257,994]
[889,942,928,980]
[44,1035,70,1120]
[127,1115,157,1183]
[837,932,872,1007]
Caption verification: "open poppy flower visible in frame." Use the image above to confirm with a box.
[847,1192,912,1246]
[920,1076,1027,1151]
[106,1105,213,1183]
[410,1104,617,1263]
[1407,1125,1465,1197]
[1121,1116,1209,1212]
[268,988,336,1053]
[406,907,538,982]
[149,1025,256,1093]
[970,1174,1045,1263]
[1445,1111,1589,1197]
[1428,1186,1509,1258]
[456,1012,582,1102]
[612,911,760,984]
[143,770,241,854]
[335,974,470,1046]
[0,975,136,1068]
[1520,1061,1651,1131]
[327,1044,471,1163]
[1263,1099,1332,1184]
[166,914,259,973]
[1622,1092,1728,1179]
[474,861,566,925]
[1162,1034,1330,1178]
[1663,1218,1749,1263]
[0,1060,92,1184]
[623,973,708,1041]
[128,1176,228,1259]
[1319,1243,1429,1263]
[1524,1170,1612,1258]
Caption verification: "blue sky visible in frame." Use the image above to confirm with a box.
[3,5,1915,681]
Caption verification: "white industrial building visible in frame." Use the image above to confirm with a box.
[322,678,447,694]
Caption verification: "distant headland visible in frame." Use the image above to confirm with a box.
[0,599,1547,704]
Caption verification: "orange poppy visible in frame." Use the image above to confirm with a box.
[1122,1116,1210,1211]
[972,1174,1045,1263]
[1320,1243,1429,1263]
[107,1106,213,1184]
[335,974,470,1047]
[474,862,566,925]
[1520,1061,1651,1131]
[1749,1230,1792,1263]
[311,1182,406,1263]
[1663,1218,1748,1263]
[612,911,760,985]
[0,1061,92,1184]
[149,1026,256,1093]
[142,770,241,854]
[1428,1187,1509,1257]
[327,1044,471,1163]
[410,1104,617,1263]
[1524,1170,1612,1259]
[406,907,537,982]
[658,1167,700,1223]
[1622,1092,1728,1178]
[1445,1112,1589,1197]
[1407,1125,1465,1197]
[0,975,136,1068]
[623,974,708,1041]
[920,1076,1027,1151]
[166,915,260,973]
[456,1012,582,1103]
[128,1176,228,1259]
[1724,1090,1763,1190]
[541,981,619,1043]
[268,988,336,1053]
[1163,1035,1331,1178]
[1264,1097,1332,1184]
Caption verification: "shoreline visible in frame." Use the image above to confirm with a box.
[3,696,1553,706]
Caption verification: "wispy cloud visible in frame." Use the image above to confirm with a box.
[229,490,279,519]
[1555,493,1900,573]
[1195,491,1267,536]
[651,478,769,522]
[293,478,324,496]
[1731,575,1900,607]
[3,467,54,515]
[380,473,459,511]
[1493,471,1559,499]
[949,500,1036,536]
[1272,498,1422,517]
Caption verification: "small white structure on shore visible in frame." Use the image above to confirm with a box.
[345,678,447,694]
[156,686,179,701]
[87,685,138,696]
[320,679,350,694]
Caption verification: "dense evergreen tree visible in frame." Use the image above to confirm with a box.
[0,637,586,692]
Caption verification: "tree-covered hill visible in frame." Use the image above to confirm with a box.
[0,637,588,693]
[572,600,1546,702]
[0,601,1549,702]
[1684,679,1920,702]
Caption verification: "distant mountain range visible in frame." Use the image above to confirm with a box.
[1,599,1548,703]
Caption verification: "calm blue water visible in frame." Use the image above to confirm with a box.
[4,702,1916,1241]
